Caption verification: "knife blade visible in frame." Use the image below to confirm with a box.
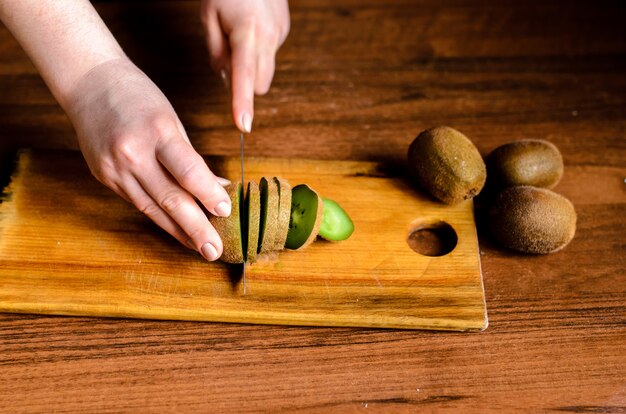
[240,130,246,294]
[221,69,247,295]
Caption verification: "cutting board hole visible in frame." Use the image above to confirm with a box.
[407,220,457,257]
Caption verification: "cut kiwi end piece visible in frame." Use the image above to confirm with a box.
[209,182,244,263]
[318,198,354,241]
[286,184,323,250]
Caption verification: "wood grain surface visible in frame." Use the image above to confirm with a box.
[0,0,625,412]
[0,150,486,330]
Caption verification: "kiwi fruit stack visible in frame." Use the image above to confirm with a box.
[407,127,576,254]
[210,177,354,264]
[485,139,575,254]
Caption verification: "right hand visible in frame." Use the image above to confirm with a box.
[65,57,231,262]
[201,0,290,133]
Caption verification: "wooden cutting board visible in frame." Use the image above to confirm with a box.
[0,150,487,331]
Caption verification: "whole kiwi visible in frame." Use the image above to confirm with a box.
[489,186,576,254]
[487,139,563,189]
[408,126,486,204]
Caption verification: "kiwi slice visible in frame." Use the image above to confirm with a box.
[286,184,323,250]
[318,198,354,241]
[273,177,292,250]
[209,182,244,263]
[245,181,261,263]
[489,186,576,254]
[258,177,280,254]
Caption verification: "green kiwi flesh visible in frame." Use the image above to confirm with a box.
[408,126,486,204]
[273,177,292,250]
[209,182,244,263]
[318,198,354,241]
[258,177,280,254]
[286,184,323,250]
[487,139,563,189]
[245,181,261,263]
[489,186,576,254]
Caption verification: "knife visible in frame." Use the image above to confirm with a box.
[240,130,246,294]
[221,69,247,295]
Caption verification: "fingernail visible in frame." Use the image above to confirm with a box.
[201,242,219,261]
[214,201,231,217]
[216,176,231,187]
[242,112,252,133]
[220,68,230,89]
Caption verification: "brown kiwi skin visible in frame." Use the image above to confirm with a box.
[489,186,576,254]
[273,177,292,250]
[292,186,324,251]
[487,139,563,190]
[408,126,486,204]
[259,177,280,254]
[246,181,261,264]
[209,182,244,263]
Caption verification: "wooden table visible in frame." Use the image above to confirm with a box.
[1,1,624,412]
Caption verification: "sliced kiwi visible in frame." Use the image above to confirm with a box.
[213,178,352,262]
[258,177,280,254]
[489,186,576,254]
[286,184,323,250]
[273,177,292,250]
[318,198,354,241]
[245,181,261,263]
[209,182,244,263]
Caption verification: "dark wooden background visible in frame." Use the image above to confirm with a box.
[1,0,625,412]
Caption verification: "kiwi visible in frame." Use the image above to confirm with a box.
[487,139,563,189]
[489,186,576,254]
[209,182,244,263]
[408,126,486,204]
[286,184,323,250]
[245,181,261,263]
[318,198,354,241]
[273,177,292,250]
[258,177,280,254]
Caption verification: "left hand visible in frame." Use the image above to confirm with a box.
[201,0,290,133]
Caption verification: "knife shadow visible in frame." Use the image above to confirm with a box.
[224,263,244,292]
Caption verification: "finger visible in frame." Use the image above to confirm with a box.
[156,136,231,217]
[112,186,132,204]
[174,117,191,145]
[216,176,231,187]
[255,50,276,95]
[172,115,225,186]
[278,2,291,46]
[229,26,256,133]
[121,175,195,250]
[204,8,231,75]
[133,162,224,261]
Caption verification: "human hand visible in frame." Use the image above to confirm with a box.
[66,58,231,261]
[201,0,290,132]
